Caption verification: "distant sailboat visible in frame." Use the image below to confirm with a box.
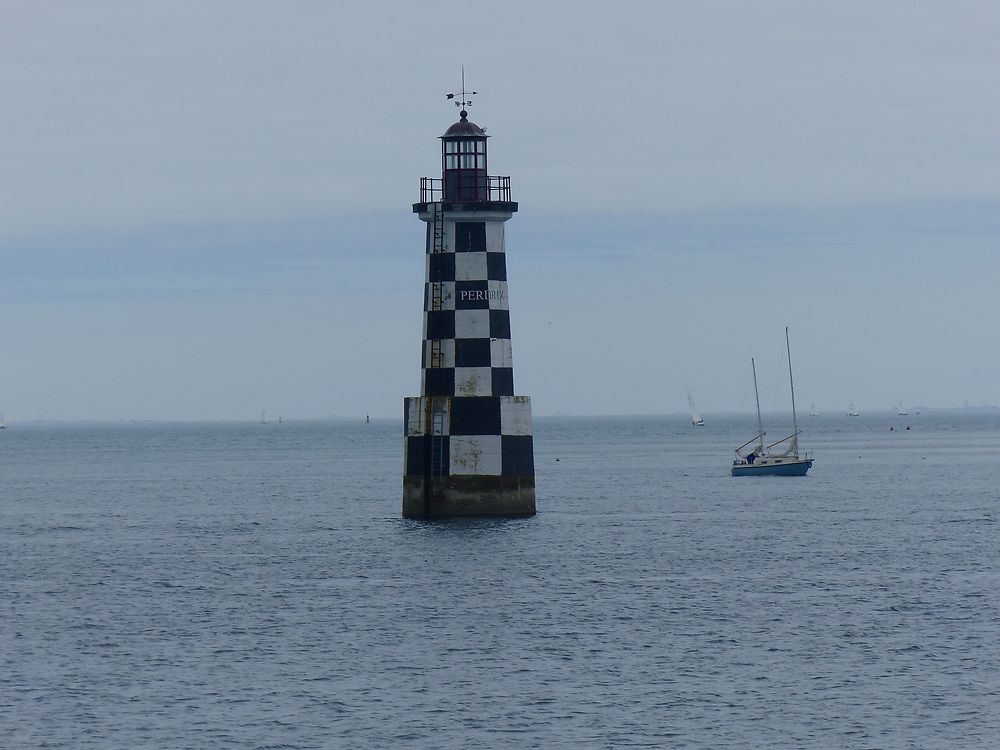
[260,410,268,424]
[687,390,705,426]
[810,402,818,417]
[897,402,909,416]
[0,412,5,430]
[847,403,860,417]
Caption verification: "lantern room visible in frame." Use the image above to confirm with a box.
[441,110,488,201]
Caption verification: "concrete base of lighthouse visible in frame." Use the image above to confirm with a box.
[402,475,536,518]
[402,395,536,518]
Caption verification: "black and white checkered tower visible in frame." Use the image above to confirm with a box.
[402,92,535,517]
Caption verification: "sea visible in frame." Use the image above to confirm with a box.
[3,411,999,749]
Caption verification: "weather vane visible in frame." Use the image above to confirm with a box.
[445,66,477,110]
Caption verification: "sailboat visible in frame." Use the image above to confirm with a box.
[847,403,860,417]
[687,390,704,426]
[732,327,813,477]
[810,402,818,417]
[0,412,5,430]
[896,402,909,416]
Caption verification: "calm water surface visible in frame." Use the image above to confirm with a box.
[3,413,999,748]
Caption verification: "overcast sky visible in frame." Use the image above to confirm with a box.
[2,1,999,421]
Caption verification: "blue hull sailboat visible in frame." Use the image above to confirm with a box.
[732,328,813,477]
[731,452,813,477]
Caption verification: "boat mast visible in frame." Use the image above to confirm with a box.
[786,326,799,435]
[751,357,764,446]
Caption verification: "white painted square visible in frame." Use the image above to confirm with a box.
[406,396,451,435]
[424,280,455,311]
[454,309,491,339]
[488,280,509,310]
[449,435,502,475]
[500,396,533,436]
[454,252,488,281]
[439,281,455,310]
[423,339,454,368]
[485,223,506,253]
[453,367,492,397]
[444,222,455,252]
[490,338,512,368]
[404,397,426,436]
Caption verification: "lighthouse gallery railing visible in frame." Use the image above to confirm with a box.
[418,176,512,203]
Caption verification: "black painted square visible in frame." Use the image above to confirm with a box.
[425,310,455,339]
[489,309,511,338]
[450,397,502,435]
[431,435,450,475]
[491,368,514,396]
[454,280,490,309]
[428,254,456,282]
[455,338,492,368]
[405,435,425,475]
[486,252,507,281]
[501,435,534,476]
[455,222,487,252]
[423,368,455,396]
[406,435,450,476]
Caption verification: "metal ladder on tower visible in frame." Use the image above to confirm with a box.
[429,202,445,368]
[425,203,447,509]
[430,401,446,475]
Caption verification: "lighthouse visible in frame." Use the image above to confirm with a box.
[402,95,535,518]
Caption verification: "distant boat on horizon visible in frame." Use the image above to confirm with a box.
[687,390,704,426]
[897,402,909,416]
[810,402,818,417]
[847,403,860,417]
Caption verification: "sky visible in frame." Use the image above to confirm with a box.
[2,0,999,421]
